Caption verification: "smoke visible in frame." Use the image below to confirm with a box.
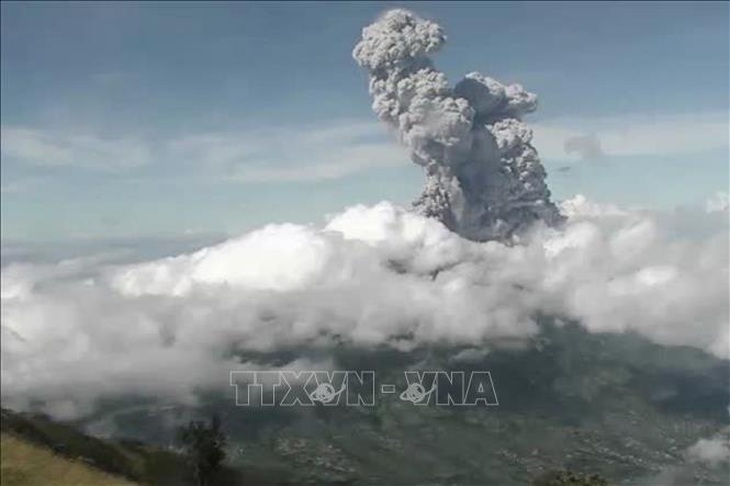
[564,134,604,160]
[353,9,563,242]
[0,8,727,421]
[685,433,730,467]
[634,428,730,484]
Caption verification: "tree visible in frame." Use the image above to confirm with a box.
[177,414,227,486]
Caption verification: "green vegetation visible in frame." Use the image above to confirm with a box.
[1,433,135,486]
[1,408,147,483]
[0,408,284,485]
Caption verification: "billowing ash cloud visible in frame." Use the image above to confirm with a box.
[353,9,563,242]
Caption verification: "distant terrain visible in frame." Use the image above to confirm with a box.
[52,321,729,485]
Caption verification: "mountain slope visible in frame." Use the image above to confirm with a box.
[1,408,252,485]
[1,433,135,486]
[83,321,729,485]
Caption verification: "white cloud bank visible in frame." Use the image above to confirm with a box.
[1,195,727,418]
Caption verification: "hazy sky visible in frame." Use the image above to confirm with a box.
[1,1,728,242]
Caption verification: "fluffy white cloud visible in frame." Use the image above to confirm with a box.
[1,196,727,418]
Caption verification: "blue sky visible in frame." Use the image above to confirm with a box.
[1,1,728,242]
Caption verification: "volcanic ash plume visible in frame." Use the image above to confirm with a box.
[353,9,563,242]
